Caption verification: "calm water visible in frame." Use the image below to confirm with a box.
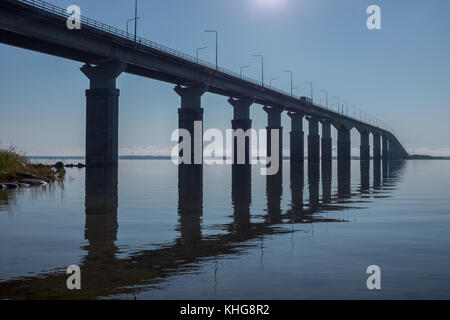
[0,159,450,299]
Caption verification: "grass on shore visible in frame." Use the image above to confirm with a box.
[0,147,65,183]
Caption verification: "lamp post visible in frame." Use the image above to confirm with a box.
[321,89,328,109]
[342,100,348,115]
[253,55,264,87]
[126,17,139,35]
[196,46,207,63]
[240,65,250,78]
[351,105,356,118]
[134,0,138,42]
[205,30,218,69]
[284,71,293,96]
[305,82,313,102]
[269,78,277,88]
[333,96,340,113]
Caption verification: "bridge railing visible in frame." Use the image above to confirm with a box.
[16,0,393,134]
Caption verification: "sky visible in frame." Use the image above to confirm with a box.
[0,0,449,156]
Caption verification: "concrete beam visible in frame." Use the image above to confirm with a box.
[373,133,381,161]
[360,131,370,161]
[337,127,351,162]
[287,112,304,164]
[175,83,208,165]
[81,61,125,167]
[307,116,320,163]
[321,120,332,163]
[382,135,389,161]
[263,106,283,164]
[228,97,253,165]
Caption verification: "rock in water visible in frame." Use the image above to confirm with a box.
[54,161,64,169]
[18,179,48,186]
[18,183,31,188]
[4,183,19,190]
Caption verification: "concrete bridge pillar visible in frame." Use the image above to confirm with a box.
[287,112,304,164]
[81,61,125,167]
[390,144,400,160]
[228,97,253,165]
[373,133,381,161]
[337,127,351,162]
[382,135,389,161]
[263,106,283,165]
[321,120,332,163]
[307,116,320,163]
[360,131,371,161]
[174,83,207,165]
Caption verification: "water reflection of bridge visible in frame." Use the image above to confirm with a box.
[0,160,406,299]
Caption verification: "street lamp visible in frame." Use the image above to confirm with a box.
[269,78,277,88]
[333,96,340,113]
[351,105,356,118]
[196,46,207,62]
[134,0,138,42]
[126,17,139,35]
[240,65,250,78]
[342,100,348,115]
[253,55,264,87]
[305,82,313,102]
[205,30,218,69]
[284,71,293,96]
[320,89,328,109]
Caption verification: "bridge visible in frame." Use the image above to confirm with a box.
[0,0,409,166]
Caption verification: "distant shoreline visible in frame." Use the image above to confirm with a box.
[27,155,450,160]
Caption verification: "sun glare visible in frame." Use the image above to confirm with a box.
[255,0,284,9]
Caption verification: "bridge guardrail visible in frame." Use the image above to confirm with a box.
[16,0,396,135]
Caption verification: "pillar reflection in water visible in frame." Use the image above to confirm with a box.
[307,162,320,210]
[337,160,351,198]
[289,163,304,215]
[384,160,406,186]
[360,160,370,193]
[382,159,389,183]
[231,164,251,231]
[321,161,332,204]
[178,165,203,244]
[373,160,382,190]
[84,166,119,263]
[266,168,283,224]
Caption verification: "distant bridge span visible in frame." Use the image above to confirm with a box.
[0,0,409,165]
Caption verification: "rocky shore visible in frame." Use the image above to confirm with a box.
[0,160,86,191]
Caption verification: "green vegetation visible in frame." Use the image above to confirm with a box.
[0,147,65,183]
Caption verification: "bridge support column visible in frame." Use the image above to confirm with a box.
[287,112,304,164]
[81,61,125,167]
[382,136,389,161]
[390,144,400,160]
[360,131,370,161]
[228,97,253,165]
[174,83,207,165]
[263,106,283,166]
[337,127,351,162]
[373,133,381,161]
[321,120,332,163]
[307,116,320,163]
